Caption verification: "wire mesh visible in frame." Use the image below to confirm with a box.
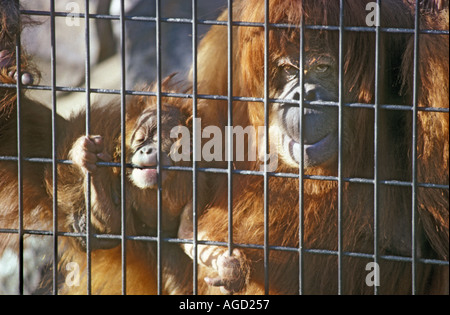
[0,0,448,295]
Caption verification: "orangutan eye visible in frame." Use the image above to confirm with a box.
[315,64,330,73]
[134,129,146,145]
[283,65,299,80]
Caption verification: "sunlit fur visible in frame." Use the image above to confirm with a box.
[185,0,449,294]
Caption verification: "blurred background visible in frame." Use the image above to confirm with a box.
[21,0,227,118]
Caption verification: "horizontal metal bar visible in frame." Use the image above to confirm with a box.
[0,155,448,190]
[2,227,447,268]
[2,82,448,113]
[18,9,449,36]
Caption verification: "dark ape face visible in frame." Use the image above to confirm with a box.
[129,107,181,189]
[273,46,339,168]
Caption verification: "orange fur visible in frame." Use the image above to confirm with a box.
[405,9,449,260]
[61,246,157,295]
[185,0,449,294]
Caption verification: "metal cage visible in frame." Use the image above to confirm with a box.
[0,0,448,295]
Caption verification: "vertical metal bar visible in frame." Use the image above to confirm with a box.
[15,15,24,297]
[373,0,382,296]
[263,0,270,295]
[84,2,91,136]
[84,0,92,295]
[119,0,127,295]
[191,0,199,295]
[337,0,345,295]
[297,5,305,296]
[227,0,233,257]
[411,0,420,295]
[155,0,163,295]
[49,0,58,295]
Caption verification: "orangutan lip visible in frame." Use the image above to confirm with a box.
[304,133,330,146]
[131,164,157,170]
[283,131,337,167]
[290,133,332,156]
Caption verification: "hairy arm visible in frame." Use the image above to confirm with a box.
[178,204,249,294]
[69,135,121,249]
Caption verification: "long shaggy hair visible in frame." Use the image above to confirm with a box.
[189,0,448,294]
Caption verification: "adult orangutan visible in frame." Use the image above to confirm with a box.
[178,0,449,294]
